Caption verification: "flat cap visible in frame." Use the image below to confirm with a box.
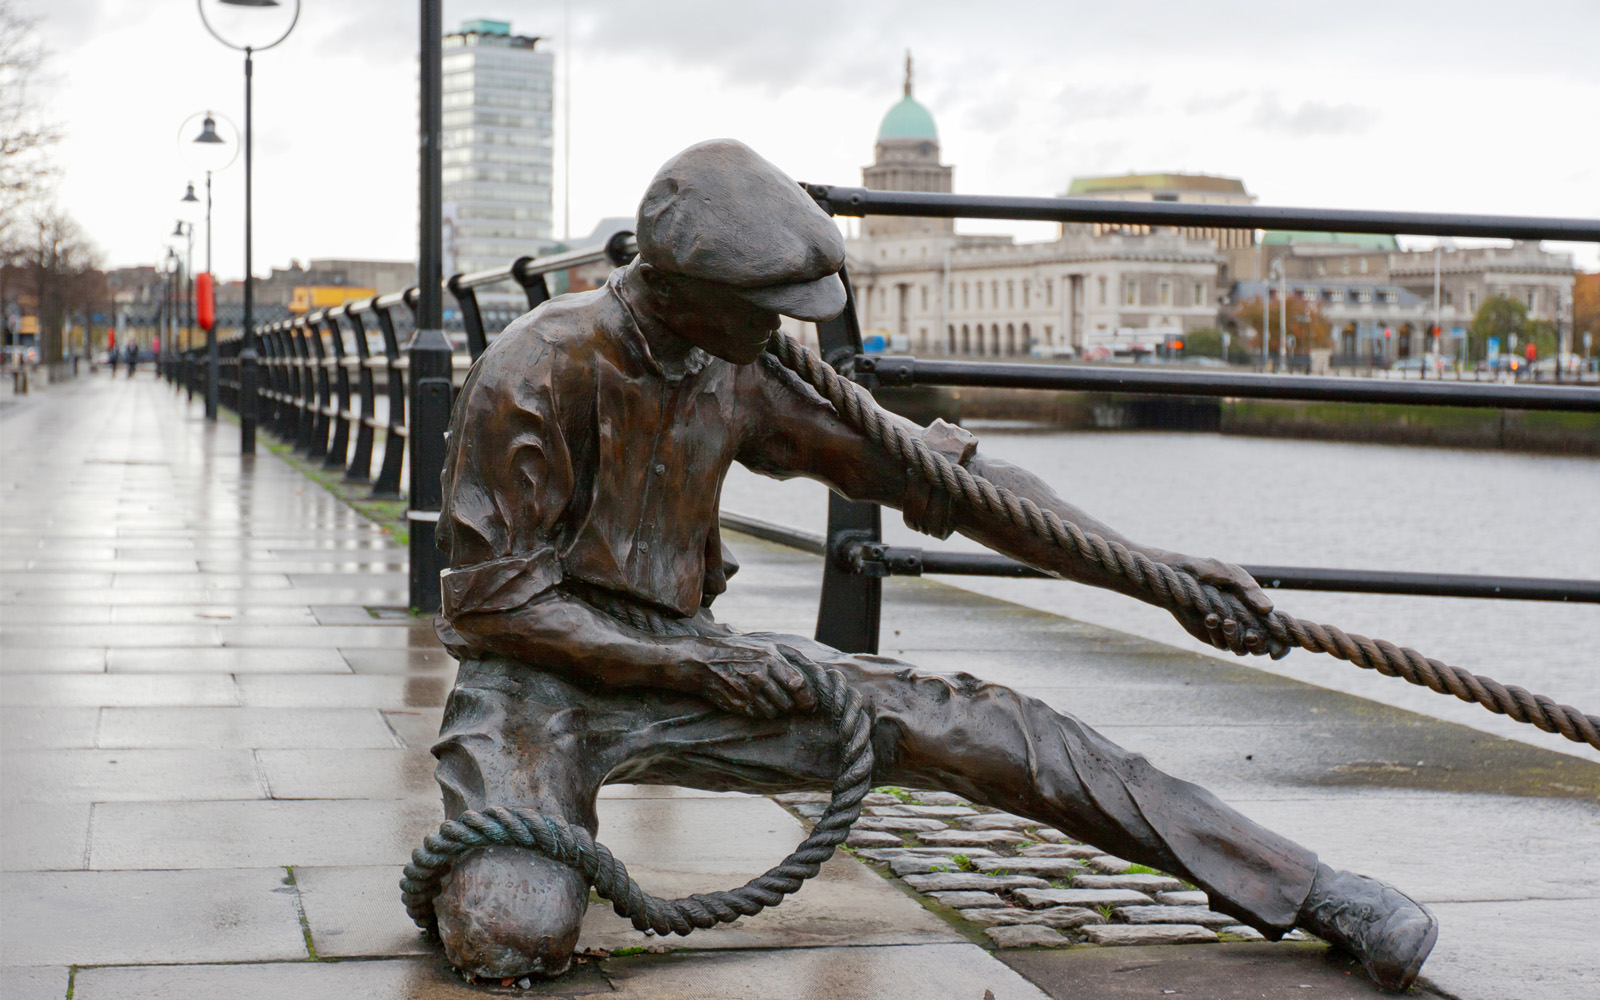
[636,139,847,321]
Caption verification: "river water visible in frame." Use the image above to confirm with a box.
[719,427,1600,759]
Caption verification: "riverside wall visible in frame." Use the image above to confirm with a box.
[951,387,1600,456]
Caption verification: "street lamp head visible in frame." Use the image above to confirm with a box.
[194,115,225,145]
[197,0,299,52]
[182,182,200,203]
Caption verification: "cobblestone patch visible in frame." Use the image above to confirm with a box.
[772,786,1315,955]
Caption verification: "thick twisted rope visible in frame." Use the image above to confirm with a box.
[767,332,1599,751]
[402,659,874,936]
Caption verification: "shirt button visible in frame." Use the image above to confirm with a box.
[654,464,666,475]
[639,541,650,552]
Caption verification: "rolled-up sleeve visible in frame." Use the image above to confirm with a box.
[437,334,579,619]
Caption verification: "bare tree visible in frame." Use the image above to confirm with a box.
[1,0,62,351]
[0,0,58,205]
[18,208,102,365]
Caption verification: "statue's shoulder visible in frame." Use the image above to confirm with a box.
[474,285,622,384]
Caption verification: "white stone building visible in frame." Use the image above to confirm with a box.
[842,67,1228,358]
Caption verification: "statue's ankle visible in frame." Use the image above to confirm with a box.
[434,845,589,981]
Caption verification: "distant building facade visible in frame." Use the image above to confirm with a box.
[1225,234,1578,363]
[441,19,556,298]
[1063,172,1257,250]
[844,61,1224,357]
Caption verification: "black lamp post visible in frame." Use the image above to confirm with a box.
[172,219,196,396]
[196,0,300,454]
[180,110,239,422]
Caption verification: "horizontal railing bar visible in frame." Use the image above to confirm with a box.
[888,545,1600,603]
[857,356,1600,412]
[719,510,827,555]
[808,185,1600,242]
[719,509,1599,603]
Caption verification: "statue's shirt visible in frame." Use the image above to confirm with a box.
[437,270,972,624]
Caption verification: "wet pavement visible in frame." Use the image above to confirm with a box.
[2,374,1596,999]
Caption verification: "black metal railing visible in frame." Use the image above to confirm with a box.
[178,234,637,610]
[172,187,1598,633]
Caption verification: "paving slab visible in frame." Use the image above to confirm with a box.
[98,707,398,749]
[0,801,90,871]
[87,798,444,869]
[1000,941,1445,997]
[71,945,1053,1000]
[0,673,240,707]
[257,748,439,799]
[0,707,99,748]
[235,673,452,708]
[107,646,350,673]
[0,748,264,802]
[0,868,308,965]
[0,966,70,1000]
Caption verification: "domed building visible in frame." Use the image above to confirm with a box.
[861,57,952,238]
[846,58,1225,359]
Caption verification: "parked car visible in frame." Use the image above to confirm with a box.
[1389,353,1446,375]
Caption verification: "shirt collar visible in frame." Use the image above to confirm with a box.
[608,269,715,380]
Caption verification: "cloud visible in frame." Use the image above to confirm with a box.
[1053,84,1150,122]
[1252,97,1370,137]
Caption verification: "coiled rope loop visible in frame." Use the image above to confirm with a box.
[401,658,875,936]
[767,331,1600,751]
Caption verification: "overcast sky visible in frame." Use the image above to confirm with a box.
[25,0,1600,279]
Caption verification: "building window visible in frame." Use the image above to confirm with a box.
[920,286,929,312]
[962,283,970,310]
[992,281,1000,310]
[1122,278,1138,307]
[976,283,983,309]
[948,283,954,307]
[1357,290,1372,304]
[1382,290,1396,305]
[1193,282,1206,306]
[1007,280,1015,308]
[947,325,956,352]
[1097,276,1107,305]
[1467,289,1478,312]
[1526,290,1537,310]
[1022,279,1030,308]
[1046,279,1055,307]
[1341,259,1351,275]
[1158,279,1172,307]
[1043,324,1053,343]
[1358,259,1369,274]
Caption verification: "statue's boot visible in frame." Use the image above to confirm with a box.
[433,844,589,981]
[1297,864,1437,992]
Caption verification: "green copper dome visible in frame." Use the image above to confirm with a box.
[878,96,938,141]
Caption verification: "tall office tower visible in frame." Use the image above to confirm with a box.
[441,19,555,300]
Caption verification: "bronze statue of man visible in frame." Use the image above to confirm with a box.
[429,139,1437,990]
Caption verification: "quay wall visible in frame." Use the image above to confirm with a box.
[950,387,1600,456]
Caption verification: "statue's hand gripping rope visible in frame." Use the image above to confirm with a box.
[766,332,1599,751]
[401,658,875,936]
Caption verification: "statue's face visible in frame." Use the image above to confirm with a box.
[649,270,783,365]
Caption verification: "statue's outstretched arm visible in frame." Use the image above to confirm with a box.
[447,591,819,717]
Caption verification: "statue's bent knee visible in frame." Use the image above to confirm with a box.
[433,844,589,980]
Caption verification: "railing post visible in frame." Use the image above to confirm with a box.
[809,266,883,654]
[322,311,353,471]
[369,300,406,499]
[406,319,452,614]
[447,274,491,361]
[344,306,376,483]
